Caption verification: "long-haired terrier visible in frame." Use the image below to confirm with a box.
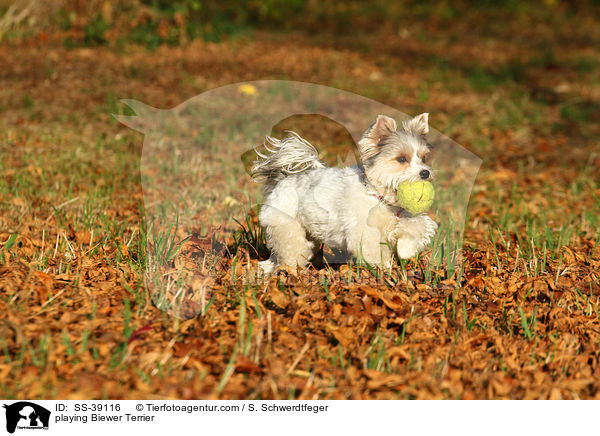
[251,114,438,274]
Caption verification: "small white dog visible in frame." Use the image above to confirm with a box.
[251,114,438,274]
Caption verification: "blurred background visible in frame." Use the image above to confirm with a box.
[2,0,600,47]
[1,0,598,145]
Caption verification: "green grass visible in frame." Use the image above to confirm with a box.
[518,305,537,340]
[232,201,269,259]
[366,334,392,372]
[0,234,18,263]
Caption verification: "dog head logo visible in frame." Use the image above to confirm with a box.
[3,402,50,434]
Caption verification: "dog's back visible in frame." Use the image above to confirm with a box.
[267,165,369,248]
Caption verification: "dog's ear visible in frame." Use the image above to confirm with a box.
[402,113,429,136]
[358,115,397,160]
[371,115,397,140]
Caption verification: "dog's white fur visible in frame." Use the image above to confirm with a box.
[252,114,438,274]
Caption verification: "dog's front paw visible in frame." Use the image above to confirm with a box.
[396,237,419,259]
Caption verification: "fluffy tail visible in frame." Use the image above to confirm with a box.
[251,131,326,195]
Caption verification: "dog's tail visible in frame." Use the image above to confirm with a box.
[251,131,326,195]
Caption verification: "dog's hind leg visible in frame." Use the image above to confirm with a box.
[260,205,317,270]
[258,258,277,275]
[264,221,316,269]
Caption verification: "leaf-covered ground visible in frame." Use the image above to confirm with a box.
[1,8,600,399]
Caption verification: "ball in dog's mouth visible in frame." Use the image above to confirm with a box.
[396,181,435,215]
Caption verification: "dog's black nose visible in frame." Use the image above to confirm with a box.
[419,169,430,180]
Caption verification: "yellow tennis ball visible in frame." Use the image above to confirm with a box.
[396,181,435,215]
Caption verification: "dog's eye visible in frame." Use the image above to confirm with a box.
[397,156,408,163]
[422,153,430,163]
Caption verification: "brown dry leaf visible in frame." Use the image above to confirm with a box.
[357,285,405,311]
[34,271,54,289]
[235,355,263,374]
[364,371,405,390]
[120,243,129,259]
[493,167,517,181]
[533,279,549,294]
[326,324,355,348]
[269,284,290,309]
[387,346,411,360]
[12,197,26,207]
